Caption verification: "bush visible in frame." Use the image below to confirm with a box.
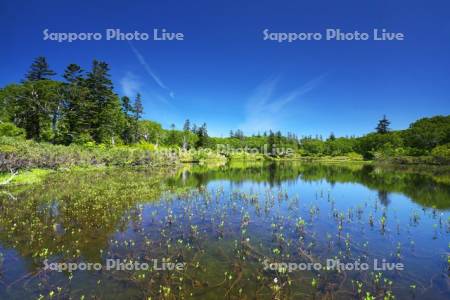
[431,144,450,164]
[0,136,179,171]
[403,115,450,150]
[356,132,403,159]
[346,152,364,161]
[0,122,25,138]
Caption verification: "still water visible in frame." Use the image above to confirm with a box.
[0,162,449,299]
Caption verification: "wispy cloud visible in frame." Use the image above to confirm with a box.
[120,71,141,97]
[120,71,172,108]
[128,42,175,99]
[240,74,326,133]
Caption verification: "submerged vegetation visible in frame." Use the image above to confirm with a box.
[0,163,448,299]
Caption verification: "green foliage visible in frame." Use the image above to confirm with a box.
[0,122,25,138]
[25,56,56,81]
[0,57,144,146]
[403,115,450,150]
[0,57,448,166]
[300,139,325,156]
[0,136,178,172]
[356,132,403,159]
[375,115,391,134]
[324,137,356,156]
[195,123,209,148]
[431,143,450,164]
[138,120,164,144]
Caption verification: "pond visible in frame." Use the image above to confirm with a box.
[0,162,449,299]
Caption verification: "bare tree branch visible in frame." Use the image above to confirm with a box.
[0,169,18,186]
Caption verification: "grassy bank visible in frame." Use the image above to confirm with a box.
[1,135,448,187]
[0,136,180,172]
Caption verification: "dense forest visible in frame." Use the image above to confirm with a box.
[0,57,449,168]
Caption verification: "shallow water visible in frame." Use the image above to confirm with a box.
[0,162,449,299]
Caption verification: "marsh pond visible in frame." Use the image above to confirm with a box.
[0,162,449,299]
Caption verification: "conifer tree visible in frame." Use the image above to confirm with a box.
[376,115,391,134]
[183,119,191,132]
[195,123,209,148]
[25,56,56,81]
[83,61,124,144]
[133,93,143,121]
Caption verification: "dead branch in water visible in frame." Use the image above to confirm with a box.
[0,169,18,186]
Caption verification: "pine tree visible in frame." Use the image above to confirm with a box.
[25,56,56,81]
[119,96,133,143]
[133,93,143,121]
[195,123,209,148]
[191,124,198,134]
[60,63,92,144]
[63,64,83,83]
[121,96,133,114]
[85,60,123,144]
[376,115,391,134]
[267,130,276,156]
[183,119,190,132]
[182,119,191,150]
[328,132,336,141]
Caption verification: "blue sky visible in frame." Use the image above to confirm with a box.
[1,0,449,137]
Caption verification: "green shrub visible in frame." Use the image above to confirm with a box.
[0,122,25,138]
[0,136,178,171]
[431,144,450,163]
[346,152,364,161]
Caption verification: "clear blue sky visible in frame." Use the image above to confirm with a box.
[1,0,449,137]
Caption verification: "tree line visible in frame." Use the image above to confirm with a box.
[0,57,449,162]
[1,57,143,145]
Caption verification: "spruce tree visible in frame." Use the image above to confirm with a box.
[328,132,336,141]
[195,123,208,148]
[133,93,143,121]
[376,115,391,134]
[25,56,56,81]
[267,130,276,156]
[132,94,143,142]
[61,63,92,144]
[85,60,123,144]
[183,119,190,132]
[63,64,83,83]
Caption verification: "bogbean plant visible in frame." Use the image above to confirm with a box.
[0,172,447,299]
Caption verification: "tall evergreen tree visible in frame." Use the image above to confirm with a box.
[376,115,391,134]
[195,123,209,148]
[267,130,276,155]
[182,119,191,150]
[132,94,143,142]
[60,64,94,143]
[121,96,133,114]
[63,64,83,83]
[328,132,336,141]
[133,93,143,121]
[183,119,191,132]
[120,96,134,143]
[25,57,56,81]
[191,124,198,134]
[85,60,124,144]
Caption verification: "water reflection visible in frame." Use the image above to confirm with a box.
[0,162,448,299]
